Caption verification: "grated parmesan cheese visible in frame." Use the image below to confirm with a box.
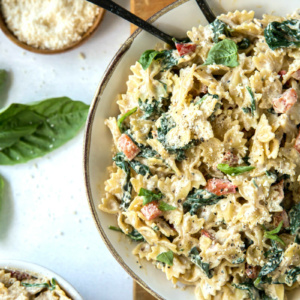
[1,0,100,50]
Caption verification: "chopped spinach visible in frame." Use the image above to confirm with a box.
[183,189,224,215]
[138,49,178,70]
[263,221,285,246]
[289,203,300,244]
[203,39,239,67]
[284,266,300,285]
[137,146,159,159]
[254,241,283,286]
[189,247,213,278]
[157,114,196,161]
[264,19,300,50]
[127,159,151,176]
[138,188,163,205]
[138,97,170,120]
[117,107,137,133]
[237,38,251,49]
[242,86,256,116]
[156,250,174,266]
[109,226,145,241]
[210,19,232,43]
[217,163,255,176]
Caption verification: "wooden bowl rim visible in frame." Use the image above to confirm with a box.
[0,5,105,54]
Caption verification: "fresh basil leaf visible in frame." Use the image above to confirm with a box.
[189,247,213,278]
[156,250,174,266]
[210,19,233,43]
[203,39,239,67]
[254,242,283,287]
[158,201,176,211]
[117,107,137,133]
[0,97,89,165]
[264,19,300,50]
[49,278,56,291]
[183,189,224,215]
[139,188,163,205]
[138,49,178,70]
[237,38,251,50]
[217,163,255,176]
[264,221,285,246]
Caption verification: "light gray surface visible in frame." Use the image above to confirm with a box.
[0,1,133,299]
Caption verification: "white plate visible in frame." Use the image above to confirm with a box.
[0,260,82,300]
[84,0,300,299]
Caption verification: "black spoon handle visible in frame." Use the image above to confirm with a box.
[195,0,216,24]
[87,0,176,47]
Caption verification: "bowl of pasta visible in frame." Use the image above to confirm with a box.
[84,0,300,299]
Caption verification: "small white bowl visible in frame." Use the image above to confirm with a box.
[84,0,300,299]
[0,260,83,300]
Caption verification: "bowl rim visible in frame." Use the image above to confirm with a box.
[0,259,83,299]
[0,6,105,54]
[83,0,189,299]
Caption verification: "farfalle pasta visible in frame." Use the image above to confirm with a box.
[99,10,300,300]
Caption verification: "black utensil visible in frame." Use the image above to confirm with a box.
[87,0,182,47]
[195,0,216,23]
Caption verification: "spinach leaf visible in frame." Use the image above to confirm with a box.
[195,93,219,106]
[138,188,163,205]
[217,163,255,176]
[203,39,239,67]
[254,242,283,286]
[183,189,224,215]
[137,146,159,159]
[210,19,233,43]
[157,114,196,161]
[189,247,213,278]
[113,153,132,210]
[158,201,177,211]
[156,250,174,266]
[138,98,169,120]
[264,221,285,246]
[128,159,151,176]
[243,86,256,116]
[284,266,300,285]
[264,19,300,50]
[0,97,89,165]
[232,280,274,300]
[138,49,178,70]
[289,203,300,243]
[117,107,137,133]
[237,38,251,50]
[109,226,145,241]
[209,102,222,122]
[22,278,57,291]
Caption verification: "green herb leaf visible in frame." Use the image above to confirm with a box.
[189,247,213,278]
[237,38,251,50]
[138,98,170,120]
[22,278,56,291]
[203,39,239,67]
[0,69,8,103]
[0,97,89,165]
[284,266,300,285]
[217,163,255,176]
[246,86,256,116]
[289,203,300,244]
[195,93,219,106]
[138,188,163,205]
[264,19,300,50]
[128,159,151,176]
[138,49,178,70]
[210,19,233,43]
[109,226,144,241]
[158,201,176,211]
[156,250,174,266]
[183,189,224,215]
[264,221,285,246]
[108,226,123,232]
[117,107,137,133]
[232,281,260,300]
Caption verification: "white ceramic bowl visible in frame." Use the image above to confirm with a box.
[0,260,82,300]
[84,0,300,299]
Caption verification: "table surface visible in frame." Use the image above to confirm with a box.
[0,1,133,299]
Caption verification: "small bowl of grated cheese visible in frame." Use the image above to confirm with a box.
[0,0,105,54]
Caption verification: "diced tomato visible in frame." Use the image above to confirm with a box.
[141,201,162,221]
[273,210,289,228]
[205,178,237,196]
[221,151,239,166]
[118,134,140,161]
[175,43,197,56]
[245,264,260,279]
[292,70,300,80]
[278,70,287,79]
[201,229,214,240]
[295,130,300,154]
[272,88,297,113]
